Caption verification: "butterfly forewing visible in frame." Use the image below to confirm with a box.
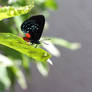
[21,15,45,43]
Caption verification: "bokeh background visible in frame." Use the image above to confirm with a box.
[13,0,92,92]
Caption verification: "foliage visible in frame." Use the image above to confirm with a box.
[0,33,51,62]
[0,3,34,20]
[0,0,80,92]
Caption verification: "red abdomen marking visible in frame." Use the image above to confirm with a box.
[25,33,31,38]
[23,37,30,42]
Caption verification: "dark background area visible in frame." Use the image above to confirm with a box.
[15,0,92,92]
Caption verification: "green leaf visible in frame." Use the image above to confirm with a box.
[45,0,58,10]
[7,67,16,87]
[36,62,48,76]
[0,45,22,60]
[0,2,34,20]
[0,54,13,67]
[35,0,46,3]
[0,33,51,62]
[0,67,11,89]
[22,55,31,76]
[0,81,5,92]
[11,66,27,89]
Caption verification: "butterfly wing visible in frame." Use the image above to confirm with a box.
[21,15,45,42]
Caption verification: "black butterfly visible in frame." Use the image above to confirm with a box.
[21,15,45,44]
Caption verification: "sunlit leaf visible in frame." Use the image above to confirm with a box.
[36,62,48,76]
[42,41,61,57]
[46,37,81,50]
[0,54,13,67]
[0,2,34,20]
[0,33,51,62]
[35,0,46,3]
[47,59,53,65]
[11,67,27,89]
[0,67,11,89]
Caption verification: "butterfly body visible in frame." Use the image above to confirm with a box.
[21,15,45,44]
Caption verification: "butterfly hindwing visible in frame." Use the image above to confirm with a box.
[21,15,45,44]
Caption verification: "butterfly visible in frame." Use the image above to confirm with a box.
[21,15,45,44]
